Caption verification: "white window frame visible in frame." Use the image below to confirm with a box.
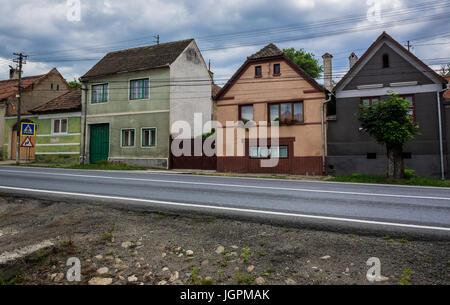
[90,83,110,104]
[128,77,150,101]
[141,127,157,148]
[120,128,136,148]
[51,118,68,135]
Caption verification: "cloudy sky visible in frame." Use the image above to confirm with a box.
[0,0,449,85]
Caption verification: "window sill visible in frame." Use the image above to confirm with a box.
[254,75,262,79]
[272,73,281,77]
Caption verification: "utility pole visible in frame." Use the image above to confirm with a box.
[406,41,411,52]
[153,35,160,45]
[13,53,27,165]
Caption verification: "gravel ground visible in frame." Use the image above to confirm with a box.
[0,195,448,285]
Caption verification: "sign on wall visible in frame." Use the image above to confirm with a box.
[20,122,36,136]
[21,136,34,148]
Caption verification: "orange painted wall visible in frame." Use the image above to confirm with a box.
[216,58,326,158]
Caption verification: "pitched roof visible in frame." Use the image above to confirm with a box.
[81,39,195,80]
[31,87,81,113]
[444,77,450,100]
[0,75,44,100]
[215,43,324,100]
[212,84,222,99]
[334,32,448,91]
[247,43,284,60]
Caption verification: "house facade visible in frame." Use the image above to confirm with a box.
[79,39,212,168]
[1,68,70,160]
[215,44,328,175]
[327,32,449,178]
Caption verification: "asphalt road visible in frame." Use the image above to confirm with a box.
[0,166,449,238]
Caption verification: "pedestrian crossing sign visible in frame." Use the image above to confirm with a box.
[21,122,36,136]
[21,136,34,148]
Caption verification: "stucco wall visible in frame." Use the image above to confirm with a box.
[82,68,171,167]
[170,41,212,138]
[4,113,81,162]
[216,58,325,158]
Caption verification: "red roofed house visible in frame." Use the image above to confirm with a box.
[0,67,70,160]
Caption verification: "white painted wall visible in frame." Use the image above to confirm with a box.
[169,40,212,138]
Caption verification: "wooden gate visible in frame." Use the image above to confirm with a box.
[170,138,217,170]
[10,132,36,161]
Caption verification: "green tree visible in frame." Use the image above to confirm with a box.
[358,94,419,179]
[67,78,81,89]
[283,48,323,79]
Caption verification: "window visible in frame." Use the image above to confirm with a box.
[403,152,412,159]
[239,105,254,122]
[121,129,135,147]
[130,78,150,100]
[382,54,390,68]
[51,83,54,90]
[367,153,377,159]
[52,118,68,135]
[92,84,108,103]
[400,95,415,118]
[255,66,262,78]
[250,146,288,159]
[57,84,60,91]
[142,128,157,148]
[361,97,380,107]
[273,63,281,75]
[269,102,304,124]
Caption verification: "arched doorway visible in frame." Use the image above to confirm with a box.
[10,119,36,161]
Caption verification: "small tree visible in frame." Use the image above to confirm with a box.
[67,78,81,89]
[283,48,323,79]
[358,94,419,179]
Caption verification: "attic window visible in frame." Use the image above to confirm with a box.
[273,64,281,76]
[255,66,262,78]
[382,54,390,68]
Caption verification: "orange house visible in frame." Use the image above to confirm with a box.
[215,44,328,175]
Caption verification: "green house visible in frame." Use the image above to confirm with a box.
[4,88,82,164]
[79,39,213,168]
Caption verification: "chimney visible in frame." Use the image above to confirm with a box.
[322,53,333,91]
[9,66,19,80]
[349,52,359,69]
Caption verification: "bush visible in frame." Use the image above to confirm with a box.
[403,169,416,180]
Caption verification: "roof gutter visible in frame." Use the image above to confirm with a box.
[321,92,333,175]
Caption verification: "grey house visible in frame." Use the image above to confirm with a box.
[326,32,449,178]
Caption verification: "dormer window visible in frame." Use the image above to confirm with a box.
[255,66,262,78]
[382,54,390,68]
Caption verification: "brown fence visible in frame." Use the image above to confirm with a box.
[169,138,217,170]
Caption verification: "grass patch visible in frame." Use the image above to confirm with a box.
[70,161,147,171]
[329,172,450,188]
[0,270,22,285]
[398,268,413,285]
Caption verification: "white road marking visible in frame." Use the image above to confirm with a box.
[2,165,449,190]
[1,169,450,201]
[0,185,449,232]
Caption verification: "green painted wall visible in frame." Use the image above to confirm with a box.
[3,114,81,164]
[83,68,171,167]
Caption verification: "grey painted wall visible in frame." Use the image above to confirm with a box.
[329,42,447,178]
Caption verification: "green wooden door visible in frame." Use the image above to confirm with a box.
[89,124,109,164]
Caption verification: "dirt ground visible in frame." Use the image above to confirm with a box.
[0,195,448,285]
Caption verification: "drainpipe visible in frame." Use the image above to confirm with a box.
[81,81,88,165]
[321,92,333,175]
[437,84,449,180]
